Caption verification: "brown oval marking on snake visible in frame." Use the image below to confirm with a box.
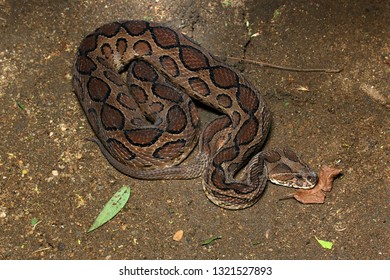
[101,43,114,60]
[234,117,259,146]
[152,83,183,103]
[125,128,163,147]
[166,105,187,134]
[150,26,180,49]
[133,40,152,56]
[78,33,99,55]
[216,93,233,108]
[101,103,125,130]
[152,139,187,159]
[129,84,148,104]
[236,84,259,114]
[180,45,210,71]
[264,150,282,163]
[188,77,210,96]
[122,20,149,36]
[75,55,97,75]
[87,77,111,102]
[231,111,241,126]
[159,55,180,77]
[95,22,122,37]
[116,38,128,56]
[117,92,137,111]
[188,100,199,128]
[213,146,239,166]
[209,66,239,89]
[131,60,158,82]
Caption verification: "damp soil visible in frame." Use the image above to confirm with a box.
[0,0,388,260]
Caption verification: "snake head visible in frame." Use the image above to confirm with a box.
[265,148,318,189]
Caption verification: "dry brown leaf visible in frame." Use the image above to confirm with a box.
[173,230,184,241]
[292,165,342,204]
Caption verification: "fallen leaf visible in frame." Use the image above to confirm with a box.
[88,185,131,233]
[296,85,310,92]
[315,236,333,249]
[173,230,184,241]
[292,166,342,204]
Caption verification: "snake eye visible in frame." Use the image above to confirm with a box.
[307,173,318,185]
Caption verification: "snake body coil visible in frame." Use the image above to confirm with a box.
[73,21,317,209]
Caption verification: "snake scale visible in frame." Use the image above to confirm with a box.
[73,20,318,209]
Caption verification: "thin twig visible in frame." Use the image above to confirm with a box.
[32,247,51,254]
[227,56,343,73]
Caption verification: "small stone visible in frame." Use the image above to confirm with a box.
[173,230,184,241]
[52,170,59,176]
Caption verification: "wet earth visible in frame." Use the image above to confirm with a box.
[0,0,388,259]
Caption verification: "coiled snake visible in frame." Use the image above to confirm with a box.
[73,20,318,209]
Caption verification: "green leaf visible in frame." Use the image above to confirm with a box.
[88,185,131,233]
[16,101,25,110]
[31,218,38,226]
[315,236,333,249]
[201,235,222,246]
[31,218,40,230]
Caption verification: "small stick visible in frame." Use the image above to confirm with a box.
[227,56,343,73]
[32,247,51,254]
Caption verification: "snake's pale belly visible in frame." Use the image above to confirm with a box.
[73,21,317,209]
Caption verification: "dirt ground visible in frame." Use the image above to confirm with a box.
[0,0,388,260]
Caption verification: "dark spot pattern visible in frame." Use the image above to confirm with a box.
[209,66,238,89]
[75,55,96,75]
[234,117,259,146]
[96,22,122,37]
[129,84,148,103]
[78,34,98,55]
[179,45,210,71]
[188,77,210,96]
[152,84,183,103]
[131,60,158,82]
[87,77,111,102]
[133,40,152,56]
[159,55,179,77]
[236,84,259,114]
[264,150,282,163]
[188,100,199,128]
[125,128,163,147]
[122,20,149,36]
[101,103,125,130]
[116,38,128,56]
[153,139,186,159]
[100,43,113,60]
[117,92,137,111]
[213,146,239,166]
[216,94,233,108]
[151,26,179,49]
[166,105,187,134]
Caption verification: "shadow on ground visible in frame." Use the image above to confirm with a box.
[0,0,388,259]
